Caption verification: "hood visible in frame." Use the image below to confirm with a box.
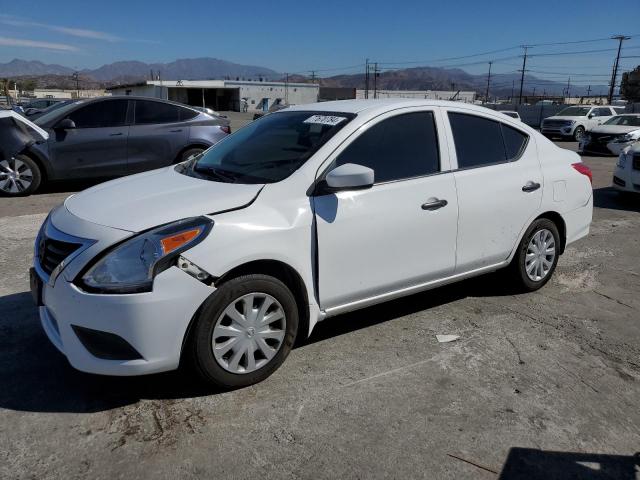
[588,125,640,135]
[65,167,263,232]
[544,116,582,122]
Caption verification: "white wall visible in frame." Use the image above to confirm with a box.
[355,89,477,103]
[231,82,318,111]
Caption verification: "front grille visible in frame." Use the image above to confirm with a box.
[583,140,611,154]
[633,155,640,171]
[590,133,614,143]
[543,120,570,128]
[38,236,82,275]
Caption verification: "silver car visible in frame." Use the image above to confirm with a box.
[1,96,230,196]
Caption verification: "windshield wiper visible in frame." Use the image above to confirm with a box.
[193,165,239,183]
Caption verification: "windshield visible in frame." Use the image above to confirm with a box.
[603,115,640,126]
[184,111,354,184]
[34,100,83,126]
[556,107,591,117]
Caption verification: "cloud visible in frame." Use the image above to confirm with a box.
[0,15,120,42]
[0,36,79,51]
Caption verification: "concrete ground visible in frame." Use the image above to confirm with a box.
[1,135,639,479]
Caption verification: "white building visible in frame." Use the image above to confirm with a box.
[356,89,477,103]
[107,79,319,112]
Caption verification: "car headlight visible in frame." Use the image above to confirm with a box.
[616,153,627,168]
[80,216,213,293]
[614,130,640,143]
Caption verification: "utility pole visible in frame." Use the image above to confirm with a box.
[285,73,289,104]
[518,45,530,105]
[484,61,492,104]
[608,35,630,104]
[532,86,536,98]
[566,77,571,100]
[309,70,317,84]
[511,80,514,103]
[373,63,379,99]
[586,85,591,98]
[72,72,79,98]
[365,59,369,99]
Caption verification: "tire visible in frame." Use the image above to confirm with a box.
[179,147,205,163]
[509,218,560,292]
[573,126,585,142]
[0,154,42,197]
[187,274,299,388]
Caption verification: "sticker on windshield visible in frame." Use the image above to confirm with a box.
[303,115,347,126]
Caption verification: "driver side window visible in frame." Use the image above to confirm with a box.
[334,111,440,183]
[67,100,128,128]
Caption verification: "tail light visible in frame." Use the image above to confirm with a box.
[572,162,592,185]
[220,126,231,134]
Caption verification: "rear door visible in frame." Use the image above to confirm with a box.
[444,109,542,272]
[314,108,459,311]
[126,100,189,173]
[47,99,129,178]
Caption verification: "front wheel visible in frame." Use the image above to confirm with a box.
[187,274,299,388]
[0,154,42,196]
[573,126,586,142]
[509,218,560,292]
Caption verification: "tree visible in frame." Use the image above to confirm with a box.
[620,66,640,102]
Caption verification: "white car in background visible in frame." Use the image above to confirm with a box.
[580,114,640,156]
[541,105,617,141]
[31,99,593,388]
[501,111,521,121]
[613,143,640,195]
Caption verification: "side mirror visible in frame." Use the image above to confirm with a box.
[55,118,76,130]
[588,113,594,119]
[324,163,374,192]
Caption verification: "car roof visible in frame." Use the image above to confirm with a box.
[285,99,489,114]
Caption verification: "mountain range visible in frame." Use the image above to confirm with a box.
[0,57,616,97]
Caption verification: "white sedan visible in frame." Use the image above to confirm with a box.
[581,114,640,156]
[613,143,640,195]
[31,99,593,388]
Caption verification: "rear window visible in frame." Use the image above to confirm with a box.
[448,112,528,168]
[135,100,182,124]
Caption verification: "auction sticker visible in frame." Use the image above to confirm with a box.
[303,115,347,126]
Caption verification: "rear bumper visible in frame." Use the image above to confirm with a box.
[563,194,593,246]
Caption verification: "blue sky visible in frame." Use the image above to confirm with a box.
[1,0,639,86]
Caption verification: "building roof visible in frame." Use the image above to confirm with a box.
[108,79,319,90]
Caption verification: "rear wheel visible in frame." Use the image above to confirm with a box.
[188,274,298,388]
[179,147,205,163]
[0,154,41,196]
[509,218,560,292]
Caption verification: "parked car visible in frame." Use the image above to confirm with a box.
[501,111,521,121]
[28,99,76,121]
[580,114,640,155]
[31,100,593,388]
[253,101,288,120]
[540,105,617,141]
[1,96,230,196]
[21,98,69,117]
[1,110,49,194]
[612,142,640,195]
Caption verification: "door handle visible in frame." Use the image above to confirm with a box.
[522,181,541,192]
[421,198,448,210]
[170,129,183,133]
[109,132,123,136]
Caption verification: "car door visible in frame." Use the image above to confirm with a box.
[47,99,129,179]
[126,100,189,174]
[593,107,614,126]
[444,109,541,272]
[313,108,458,311]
